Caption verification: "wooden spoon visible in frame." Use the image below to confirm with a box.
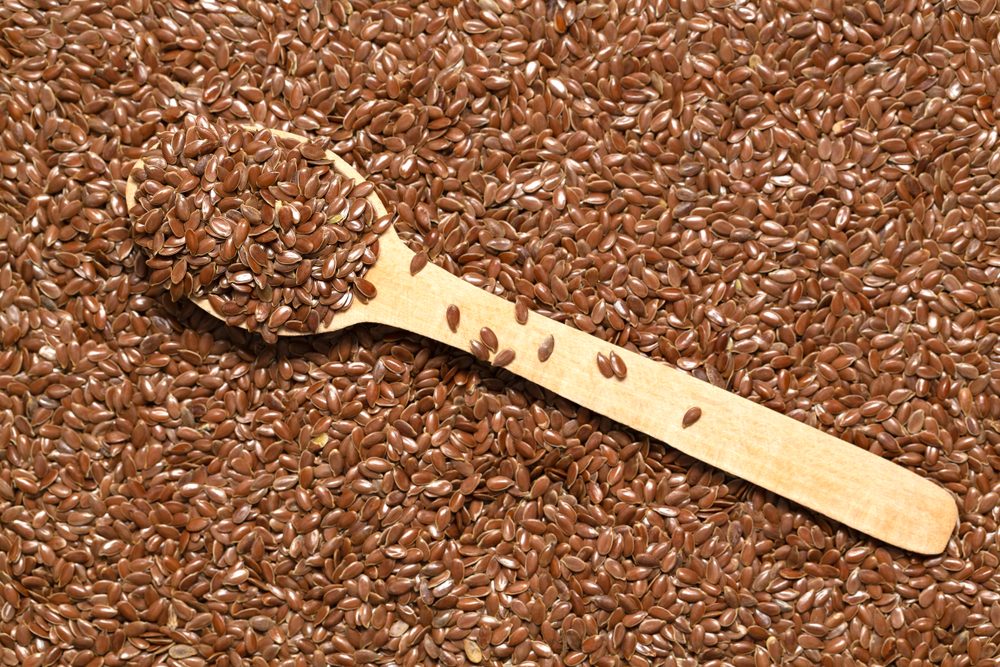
[126,126,958,554]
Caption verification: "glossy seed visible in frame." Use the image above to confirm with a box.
[469,339,489,362]
[596,352,614,378]
[493,348,515,367]
[682,407,703,428]
[479,327,498,352]
[446,305,460,332]
[515,298,529,324]
[538,335,555,362]
[409,251,428,275]
[609,351,627,379]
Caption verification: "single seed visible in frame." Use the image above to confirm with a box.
[409,251,428,275]
[515,298,529,324]
[480,327,498,352]
[493,349,515,367]
[469,339,490,361]
[538,334,555,361]
[682,407,703,428]
[168,646,198,659]
[464,639,483,664]
[609,351,627,379]
[596,352,614,378]
[446,305,460,332]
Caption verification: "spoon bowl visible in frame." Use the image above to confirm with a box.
[126,126,958,554]
[126,125,400,335]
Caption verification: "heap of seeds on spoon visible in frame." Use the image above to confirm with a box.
[129,117,388,342]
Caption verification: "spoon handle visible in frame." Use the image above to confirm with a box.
[377,257,957,554]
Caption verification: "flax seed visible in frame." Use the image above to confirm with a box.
[682,407,703,429]
[538,334,555,362]
[596,352,614,378]
[493,348,515,367]
[446,305,460,332]
[409,251,428,276]
[479,327,498,352]
[469,339,490,362]
[515,297,529,325]
[609,351,627,380]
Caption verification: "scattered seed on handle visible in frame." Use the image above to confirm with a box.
[596,352,614,378]
[409,251,428,275]
[354,278,377,300]
[493,348,515,367]
[515,297,529,324]
[538,334,554,361]
[682,407,702,428]
[469,339,490,362]
[479,326,498,352]
[446,304,460,332]
[609,351,627,379]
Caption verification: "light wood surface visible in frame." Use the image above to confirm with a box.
[126,127,959,554]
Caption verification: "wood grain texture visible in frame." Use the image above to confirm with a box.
[126,128,959,554]
[357,242,958,554]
